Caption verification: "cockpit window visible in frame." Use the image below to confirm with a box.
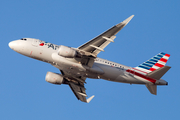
[20,38,27,41]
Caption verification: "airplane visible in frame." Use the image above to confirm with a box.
[8,15,171,103]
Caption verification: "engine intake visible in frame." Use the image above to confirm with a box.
[58,45,78,58]
[45,72,64,85]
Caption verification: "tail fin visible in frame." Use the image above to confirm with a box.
[133,52,170,75]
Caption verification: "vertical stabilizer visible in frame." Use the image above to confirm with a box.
[133,52,170,75]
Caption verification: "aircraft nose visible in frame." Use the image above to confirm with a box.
[8,41,18,50]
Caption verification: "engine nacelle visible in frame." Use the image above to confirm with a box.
[58,45,77,58]
[45,72,64,85]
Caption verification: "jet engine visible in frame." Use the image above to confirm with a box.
[58,45,78,58]
[45,72,64,85]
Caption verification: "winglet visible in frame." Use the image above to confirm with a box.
[86,95,95,103]
[116,15,134,27]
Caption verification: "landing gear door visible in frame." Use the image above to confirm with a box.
[32,39,39,47]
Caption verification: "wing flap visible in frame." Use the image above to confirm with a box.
[61,70,94,103]
[69,82,87,102]
[68,81,94,103]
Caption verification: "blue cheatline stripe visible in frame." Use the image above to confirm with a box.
[153,56,161,60]
[152,57,160,61]
[138,65,151,70]
[160,52,166,55]
[144,62,154,66]
[154,55,162,58]
[142,63,153,67]
[157,54,163,58]
[149,59,158,62]
[146,61,156,65]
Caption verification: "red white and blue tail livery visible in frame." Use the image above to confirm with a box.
[134,52,170,75]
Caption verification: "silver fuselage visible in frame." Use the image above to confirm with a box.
[9,38,167,85]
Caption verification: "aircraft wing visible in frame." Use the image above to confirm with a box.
[60,70,94,103]
[78,15,134,56]
[68,81,94,103]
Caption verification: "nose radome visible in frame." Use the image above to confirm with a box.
[8,41,17,49]
[8,41,13,49]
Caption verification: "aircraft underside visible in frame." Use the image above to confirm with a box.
[9,15,170,103]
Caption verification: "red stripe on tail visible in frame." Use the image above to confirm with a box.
[165,54,170,57]
[154,63,164,67]
[160,58,168,63]
[149,68,156,71]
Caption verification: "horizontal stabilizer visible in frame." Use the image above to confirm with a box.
[146,84,157,95]
[147,66,171,80]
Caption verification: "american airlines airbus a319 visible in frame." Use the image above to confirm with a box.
[9,15,171,103]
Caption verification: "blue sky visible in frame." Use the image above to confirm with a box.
[1,0,180,120]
